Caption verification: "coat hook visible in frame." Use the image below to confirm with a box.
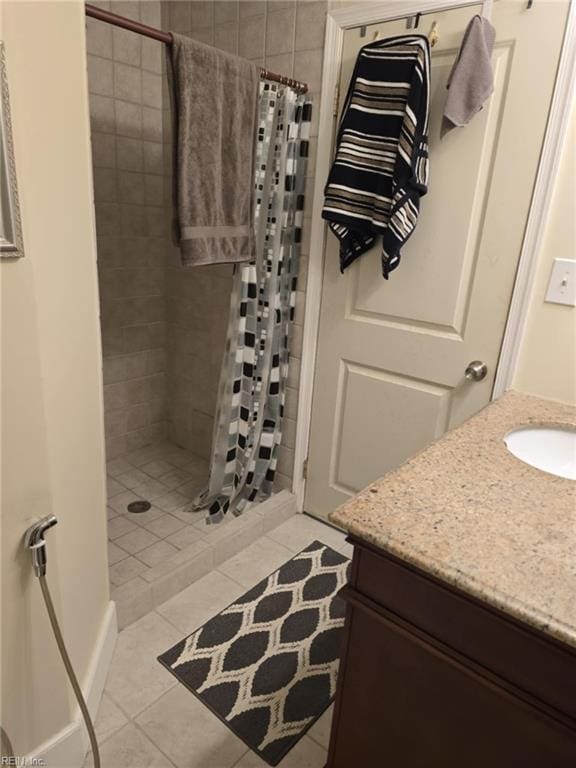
[526,0,534,7]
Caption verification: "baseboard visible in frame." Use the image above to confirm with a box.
[25,722,85,768]
[25,600,117,767]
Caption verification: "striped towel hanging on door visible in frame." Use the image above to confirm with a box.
[322,35,431,278]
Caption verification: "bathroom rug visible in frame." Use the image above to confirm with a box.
[158,540,349,765]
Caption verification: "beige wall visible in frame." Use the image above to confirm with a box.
[1,0,109,756]
[513,101,576,405]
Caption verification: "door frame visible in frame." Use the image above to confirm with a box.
[293,0,576,511]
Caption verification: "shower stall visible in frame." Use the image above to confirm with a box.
[85,1,309,626]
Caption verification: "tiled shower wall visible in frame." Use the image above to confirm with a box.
[163,0,327,487]
[88,0,330,485]
[161,2,236,462]
[87,0,170,460]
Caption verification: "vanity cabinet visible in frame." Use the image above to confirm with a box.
[327,538,576,767]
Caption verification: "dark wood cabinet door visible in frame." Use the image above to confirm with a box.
[353,541,576,719]
[328,604,576,768]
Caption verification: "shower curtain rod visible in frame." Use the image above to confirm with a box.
[85,3,309,94]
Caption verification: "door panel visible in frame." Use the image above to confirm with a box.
[351,42,512,334]
[305,2,569,519]
[332,362,450,494]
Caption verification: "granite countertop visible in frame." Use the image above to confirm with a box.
[330,391,576,649]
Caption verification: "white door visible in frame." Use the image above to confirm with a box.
[305,1,569,519]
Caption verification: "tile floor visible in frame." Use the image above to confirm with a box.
[106,440,300,628]
[106,440,210,589]
[87,514,352,768]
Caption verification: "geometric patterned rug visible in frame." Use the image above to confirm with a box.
[158,541,350,766]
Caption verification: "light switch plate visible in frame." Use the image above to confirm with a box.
[545,258,576,306]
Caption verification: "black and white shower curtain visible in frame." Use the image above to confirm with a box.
[192,82,311,523]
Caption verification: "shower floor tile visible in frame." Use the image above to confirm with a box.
[86,514,344,768]
[105,441,298,630]
[106,441,208,578]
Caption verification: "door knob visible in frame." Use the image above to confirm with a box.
[465,360,488,381]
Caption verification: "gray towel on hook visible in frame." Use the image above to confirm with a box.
[169,34,259,266]
[444,15,496,127]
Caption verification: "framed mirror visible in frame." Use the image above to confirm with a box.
[1,41,24,259]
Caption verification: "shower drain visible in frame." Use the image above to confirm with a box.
[127,500,152,514]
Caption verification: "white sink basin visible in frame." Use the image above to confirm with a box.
[504,426,576,480]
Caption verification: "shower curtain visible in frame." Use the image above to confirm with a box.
[192,82,312,523]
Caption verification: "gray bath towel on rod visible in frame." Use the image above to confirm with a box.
[169,34,259,266]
